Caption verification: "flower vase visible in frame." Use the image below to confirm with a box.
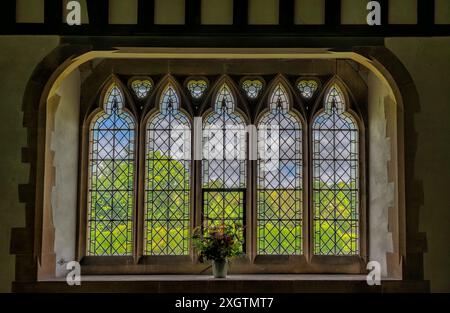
[212,259,228,278]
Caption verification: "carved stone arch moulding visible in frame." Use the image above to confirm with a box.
[353,46,426,281]
[11,46,426,291]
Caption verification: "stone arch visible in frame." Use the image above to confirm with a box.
[11,45,424,289]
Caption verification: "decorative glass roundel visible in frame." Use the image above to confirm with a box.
[131,79,153,99]
[242,79,263,99]
[187,79,208,99]
[297,80,318,99]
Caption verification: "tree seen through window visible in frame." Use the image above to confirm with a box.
[145,84,191,255]
[257,83,303,255]
[87,84,135,256]
[84,77,362,259]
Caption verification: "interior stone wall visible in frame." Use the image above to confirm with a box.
[367,71,396,277]
[248,0,279,25]
[155,0,185,25]
[386,37,450,292]
[201,0,233,25]
[0,36,60,292]
[51,70,81,278]
[294,0,325,24]
[109,0,137,24]
[16,0,45,23]
[62,0,89,24]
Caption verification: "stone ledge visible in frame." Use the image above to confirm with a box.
[12,275,430,293]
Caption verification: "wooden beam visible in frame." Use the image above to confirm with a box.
[138,0,155,27]
[279,0,295,26]
[3,23,450,38]
[378,0,389,26]
[233,0,248,26]
[417,0,434,26]
[185,0,201,26]
[2,0,16,25]
[45,0,63,26]
[325,0,341,26]
[86,0,109,26]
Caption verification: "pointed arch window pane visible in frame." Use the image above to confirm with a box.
[202,84,247,234]
[214,83,235,113]
[160,84,180,114]
[242,79,263,99]
[187,79,208,99]
[131,79,153,99]
[312,85,359,256]
[87,84,135,256]
[104,85,125,114]
[269,83,290,112]
[145,85,191,255]
[324,85,345,114]
[297,80,318,99]
[257,88,303,255]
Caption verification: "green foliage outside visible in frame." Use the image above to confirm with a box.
[89,159,134,255]
[89,152,358,256]
[192,224,244,262]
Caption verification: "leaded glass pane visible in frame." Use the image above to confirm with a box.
[88,84,135,256]
[203,191,244,228]
[257,85,303,255]
[324,85,345,114]
[131,79,153,99]
[202,83,247,237]
[312,85,359,256]
[145,85,191,255]
[160,84,180,114]
[187,79,208,99]
[214,83,235,113]
[242,79,263,99]
[297,80,318,99]
[269,83,290,112]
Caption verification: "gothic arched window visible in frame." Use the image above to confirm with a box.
[145,83,191,255]
[257,83,303,255]
[79,71,367,274]
[312,85,360,256]
[87,84,136,256]
[202,83,247,233]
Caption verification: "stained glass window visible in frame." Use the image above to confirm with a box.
[242,79,263,99]
[312,85,359,256]
[297,80,318,99]
[87,84,135,256]
[187,79,208,99]
[145,84,191,255]
[202,83,247,233]
[257,84,303,255]
[131,79,153,99]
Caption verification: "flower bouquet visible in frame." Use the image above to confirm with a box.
[192,223,244,278]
